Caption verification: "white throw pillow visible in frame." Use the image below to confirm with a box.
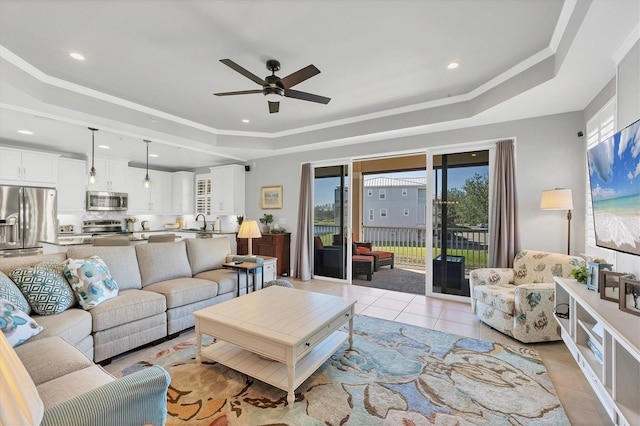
[63,255,119,310]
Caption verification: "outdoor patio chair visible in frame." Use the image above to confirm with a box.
[354,243,394,271]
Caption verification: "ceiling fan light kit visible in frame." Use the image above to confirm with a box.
[214,58,330,114]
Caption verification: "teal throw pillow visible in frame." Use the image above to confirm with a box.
[0,298,43,347]
[10,267,76,316]
[0,271,31,314]
[63,255,119,310]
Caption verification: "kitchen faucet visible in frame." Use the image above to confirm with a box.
[195,214,207,231]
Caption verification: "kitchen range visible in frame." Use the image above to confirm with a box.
[0,185,57,257]
[57,219,129,244]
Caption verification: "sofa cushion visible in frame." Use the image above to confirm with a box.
[37,365,114,410]
[14,335,93,386]
[512,250,585,285]
[473,284,515,314]
[67,246,142,290]
[136,241,192,286]
[89,289,166,332]
[0,298,43,347]
[63,256,119,310]
[185,237,232,275]
[30,308,92,347]
[0,270,31,314]
[0,253,66,276]
[194,269,238,295]
[143,277,218,309]
[9,267,76,315]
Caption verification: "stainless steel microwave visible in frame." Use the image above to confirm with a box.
[86,191,128,211]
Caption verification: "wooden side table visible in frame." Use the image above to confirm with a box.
[222,261,264,294]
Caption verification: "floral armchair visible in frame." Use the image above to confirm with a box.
[469,249,585,343]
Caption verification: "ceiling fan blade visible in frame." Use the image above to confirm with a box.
[284,89,331,104]
[219,59,266,86]
[280,64,320,89]
[268,101,280,114]
[214,89,263,96]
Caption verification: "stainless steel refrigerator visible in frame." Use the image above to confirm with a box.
[0,186,57,257]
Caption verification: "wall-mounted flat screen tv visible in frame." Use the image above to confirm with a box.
[587,118,640,256]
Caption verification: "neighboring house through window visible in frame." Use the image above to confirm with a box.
[380,209,387,218]
[379,189,386,200]
[369,209,374,221]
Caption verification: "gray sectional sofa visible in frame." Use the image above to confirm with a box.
[0,236,258,363]
[0,236,262,425]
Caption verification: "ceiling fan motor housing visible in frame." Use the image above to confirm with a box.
[264,74,284,97]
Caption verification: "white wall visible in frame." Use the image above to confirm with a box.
[244,111,587,275]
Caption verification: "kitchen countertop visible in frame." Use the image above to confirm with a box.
[42,228,237,246]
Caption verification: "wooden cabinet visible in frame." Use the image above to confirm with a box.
[89,157,128,192]
[554,277,640,425]
[57,158,86,212]
[237,233,290,277]
[0,148,59,186]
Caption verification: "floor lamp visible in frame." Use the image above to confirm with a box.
[540,188,574,254]
[237,220,262,256]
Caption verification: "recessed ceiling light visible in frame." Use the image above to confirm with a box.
[447,62,459,69]
[70,52,85,61]
[149,154,159,158]
[98,145,110,149]
[17,130,34,135]
[242,119,250,123]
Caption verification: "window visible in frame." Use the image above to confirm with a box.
[379,189,386,200]
[367,189,373,197]
[401,188,408,196]
[404,209,410,216]
[380,209,387,218]
[368,209,374,221]
[195,173,212,216]
[585,99,615,248]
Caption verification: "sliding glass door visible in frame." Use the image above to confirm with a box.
[431,151,489,296]
[313,164,350,280]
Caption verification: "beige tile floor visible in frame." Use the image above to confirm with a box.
[105,279,612,425]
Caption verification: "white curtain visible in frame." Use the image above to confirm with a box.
[293,163,313,280]
[489,140,521,267]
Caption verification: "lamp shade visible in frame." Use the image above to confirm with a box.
[0,332,44,426]
[238,220,262,239]
[540,188,573,210]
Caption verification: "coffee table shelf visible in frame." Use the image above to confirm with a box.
[201,329,348,393]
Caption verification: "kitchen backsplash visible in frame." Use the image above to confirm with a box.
[58,213,198,234]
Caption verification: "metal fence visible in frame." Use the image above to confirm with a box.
[313,224,489,274]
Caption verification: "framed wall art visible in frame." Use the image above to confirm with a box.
[619,277,640,317]
[261,185,283,209]
[599,271,631,303]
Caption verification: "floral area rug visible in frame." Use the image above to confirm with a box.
[122,315,569,425]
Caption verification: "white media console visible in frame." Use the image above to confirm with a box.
[554,277,640,426]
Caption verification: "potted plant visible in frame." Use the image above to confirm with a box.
[259,214,273,233]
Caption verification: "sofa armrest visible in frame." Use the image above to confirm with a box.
[469,268,514,313]
[513,282,555,314]
[41,366,170,426]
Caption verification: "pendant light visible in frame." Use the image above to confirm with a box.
[143,140,151,189]
[88,127,98,185]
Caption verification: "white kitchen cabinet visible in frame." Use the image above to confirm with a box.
[172,171,194,215]
[89,157,128,192]
[57,158,87,212]
[0,148,59,186]
[209,164,245,215]
[126,167,172,213]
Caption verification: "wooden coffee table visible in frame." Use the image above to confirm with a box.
[193,286,355,408]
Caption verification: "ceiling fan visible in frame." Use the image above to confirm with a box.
[214,59,331,113]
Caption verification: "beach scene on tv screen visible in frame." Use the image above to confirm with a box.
[587,119,640,256]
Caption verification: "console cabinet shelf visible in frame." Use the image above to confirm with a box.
[554,277,640,426]
[237,233,290,277]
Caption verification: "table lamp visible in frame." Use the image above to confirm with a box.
[237,220,262,256]
[540,188,573,254]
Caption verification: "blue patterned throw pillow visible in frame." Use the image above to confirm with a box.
[0,271,31,314]
[0,298,43,347]
[10,267,76,316]
[63,255,119,310]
